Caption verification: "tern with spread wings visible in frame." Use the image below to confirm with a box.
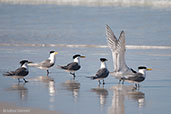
[106,25,151,88]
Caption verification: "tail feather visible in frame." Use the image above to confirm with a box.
[57,65,67,70]
[86,76,97,80]
[3,71,15,76]
[28,62,39,67]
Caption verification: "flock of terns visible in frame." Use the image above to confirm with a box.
[3,25,152,89]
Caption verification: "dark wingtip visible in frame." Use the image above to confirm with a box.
[106,24,110,29]
[120,30,125,34]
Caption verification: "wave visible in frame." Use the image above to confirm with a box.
[0,43,171,49]
[0,0,171,8]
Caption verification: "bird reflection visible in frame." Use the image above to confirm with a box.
[29,76,56,110]
[91,86,108,107]
[62,80,80,102]
[28,76,54,82]
[127,91,145,108]
[108,85,145,114]
[5,83,28,101]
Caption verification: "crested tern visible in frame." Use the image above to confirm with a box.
[106,25,152,87]
[3,60,32,83]
[28,51,58,76]
[122,66,152,88]
[89,58,109,85]
[58,54,85,79]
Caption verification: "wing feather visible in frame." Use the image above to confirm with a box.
[106,25,117,50]
[59,62,80,71]
[106,25,129,72]
[95,68,109,78]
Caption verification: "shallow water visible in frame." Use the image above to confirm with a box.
[0,3,171,114]
[0,46,171,114]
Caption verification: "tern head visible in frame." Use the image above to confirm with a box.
[138,66,152,76]
[20,60,32,66]
[100,58,108,62]
[73,54,86,59]
[50,51,58,55]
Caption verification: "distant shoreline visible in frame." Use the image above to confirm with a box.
[0,0,171,8]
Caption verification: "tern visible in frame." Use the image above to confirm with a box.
[58,54,85,79]
[3,60,32,83]
[122,66,152,89]
[106,25,152,87]
[28,51,58,76]
[89,58,109,85]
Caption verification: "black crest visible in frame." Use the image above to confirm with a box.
[73,54,81,59]
[50,51,55,54]
[20,60,29,66]
[138,66,147,69]
[100,58,107,62]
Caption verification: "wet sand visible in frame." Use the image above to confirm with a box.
[0,102,61,114]
[0,46,171,114]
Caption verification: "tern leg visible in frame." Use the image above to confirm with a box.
[137,84,140,88]
[70,72,76,79]
[72,73,76,80]
[135,83,138,89]
[23,78,28,83]
[47,70,49,76]
[103,80,105,85]
[122,80,125,85]
[98,80,101,85]
[18,78,22,83]
[118,79,122,84]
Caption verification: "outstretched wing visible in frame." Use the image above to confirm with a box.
[116,31,129,72]
[106,25,129,72]
[106,25,118,71]
[106,25,117,50]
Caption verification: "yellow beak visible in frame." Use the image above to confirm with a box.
[80,56,86,58]
[55,52,58,55]
[147,68,152,71]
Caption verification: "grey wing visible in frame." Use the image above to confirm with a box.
[116,31,129,72]
[14,67,28,76]
[96,68,109,78]
[106,25,118,71]
[126,73,144,82]
[65,62,80,71]
[40,59,54,68]
[106,25,117,50]
[106,25,129,72]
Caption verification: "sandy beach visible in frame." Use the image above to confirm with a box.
[0,102,61,114]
